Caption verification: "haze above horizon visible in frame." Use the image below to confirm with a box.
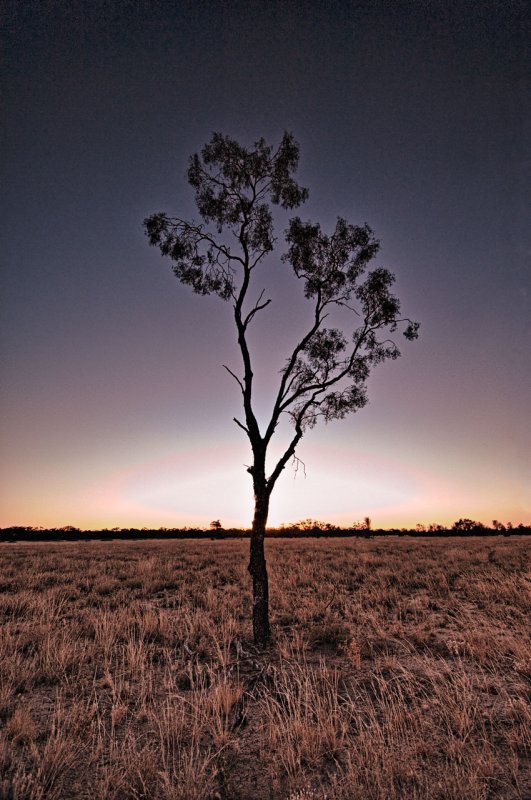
[1,0,530,529]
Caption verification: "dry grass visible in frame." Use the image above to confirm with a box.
[0,536,529,799]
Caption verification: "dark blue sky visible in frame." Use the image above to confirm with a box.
[1,0,530,528]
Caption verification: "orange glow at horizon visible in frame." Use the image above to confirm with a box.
[2,438,529,530]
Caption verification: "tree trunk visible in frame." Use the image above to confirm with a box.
[248,483,271,647]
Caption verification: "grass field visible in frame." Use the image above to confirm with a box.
[0,537,529,799]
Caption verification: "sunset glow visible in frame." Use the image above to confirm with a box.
[2,1,529,531]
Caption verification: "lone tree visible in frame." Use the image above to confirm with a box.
[144,132,419,646]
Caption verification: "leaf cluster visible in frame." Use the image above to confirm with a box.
[144,132,309,300]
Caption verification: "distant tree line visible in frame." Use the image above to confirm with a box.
[1,518,529,542]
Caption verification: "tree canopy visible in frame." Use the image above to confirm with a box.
[145,132,418,457]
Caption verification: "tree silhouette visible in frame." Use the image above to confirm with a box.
[144,132,419,646]
[453,518,481,533]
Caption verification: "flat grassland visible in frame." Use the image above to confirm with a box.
[0,537,529,800]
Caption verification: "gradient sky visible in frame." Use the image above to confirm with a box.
[1,0,530,529]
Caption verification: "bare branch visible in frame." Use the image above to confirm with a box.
[249,241,276,270]
[233,213,262,444]
[243,289,272,328]
[267,391,320,490]
[263,288,325,446]
[336,299,361,314]
[233,417,249,434]
[223,364,244,393]
[292,454,307,479]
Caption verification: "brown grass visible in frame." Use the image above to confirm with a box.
[0,536,529,799]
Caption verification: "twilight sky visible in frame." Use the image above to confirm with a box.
[1,0,530,529]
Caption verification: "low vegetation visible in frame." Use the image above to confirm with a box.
[1,537,529,799]
[2,518,530,542]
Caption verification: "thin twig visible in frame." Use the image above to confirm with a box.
[223,364,244,393]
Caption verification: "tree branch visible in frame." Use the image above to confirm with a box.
[266,392,319,490]
[167,218,246,266]
[233,417,250,435]
[267,426,303,491]
[292,454,307,479]
[223,364,244,393]
[278,321,372,412]
[243,289,272,328]
[263,288,325,446]
[233,213,262,444]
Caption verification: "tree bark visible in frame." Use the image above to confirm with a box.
[248,481,271,647]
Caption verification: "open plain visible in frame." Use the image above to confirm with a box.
[0,536,529,800]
